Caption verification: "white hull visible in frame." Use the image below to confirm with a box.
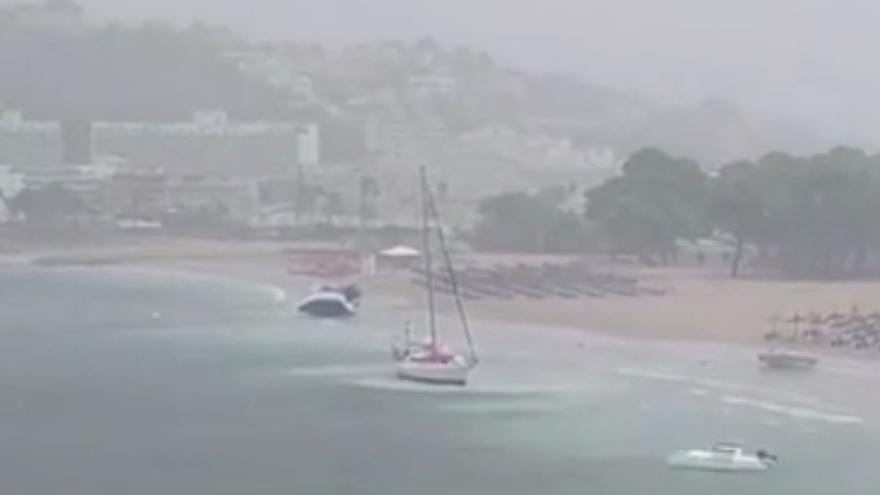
[666,448,774,472]
[297,291,357,318]
[395,358,471,386]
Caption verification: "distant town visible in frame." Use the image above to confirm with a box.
[0,0,633,242]
[4,0,880,287]
[2,0,791,246]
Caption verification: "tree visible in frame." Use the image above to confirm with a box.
[582,146,880,278]
[317,190,346,225]
[710,160,765,277]
[586,148,709,263]
[436,180,449,201]
[358,176,381,224]
[744,147,880,279]
[0,12,288,121]
[292,166,318,224]
[10,184,87,230]
[704,147,880,279]
[472,191,593,253]
[536,184,568,206]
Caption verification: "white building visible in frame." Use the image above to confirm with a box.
[18,162,117,214]
[459,125,622,170]
[0,110,24,130]
[1,109,319,173]
[92,111,320,174]
[0,166,25,198]
[296,124,320,167]
[291,75,316,101]
[0,166,23,223]
[407,73,458,96]
[192,110,229,133]
[22,162,116,190]
[93,110,309,137]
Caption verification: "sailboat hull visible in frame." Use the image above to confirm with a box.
[395,359,470,386]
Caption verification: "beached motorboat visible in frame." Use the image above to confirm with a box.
[297,284,360,318]
[392,167,477,386]
[758,348,818,370]
[666,443,777,472]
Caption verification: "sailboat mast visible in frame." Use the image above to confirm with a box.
[425,184,478,364]
[420,167,438,347]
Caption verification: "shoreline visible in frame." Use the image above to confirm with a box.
[6,238,880,356]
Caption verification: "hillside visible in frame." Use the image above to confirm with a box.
[0,1,819,166]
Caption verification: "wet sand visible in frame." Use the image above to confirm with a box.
[10,238,880,345]
[470,269,880,343]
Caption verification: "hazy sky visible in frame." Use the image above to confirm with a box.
[70,0,880,144]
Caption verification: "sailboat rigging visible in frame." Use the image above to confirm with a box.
[392,167,478,385]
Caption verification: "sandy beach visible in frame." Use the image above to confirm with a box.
[9,237,880,346]
[470,269,880,343]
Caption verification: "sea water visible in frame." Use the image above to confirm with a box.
[0,265,876,495]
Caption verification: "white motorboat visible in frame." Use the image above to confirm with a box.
[392,167,478,386]
[297,285,359,318]
[666,443,777,472]
[758,348,818,370]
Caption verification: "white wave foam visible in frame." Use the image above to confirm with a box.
[439,400,561,415]
[822,364,880,379]
[615,367,820,406]
[269,286,288,303]
[284,364,385,378]
[616,367,753,394]
[760,417,782,427]
[347,376,565,397]
[720,395,864,425]
[616,368,689,383]
[347,376,474,394]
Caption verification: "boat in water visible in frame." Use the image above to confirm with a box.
[297,284,361,318]
[392,167,478,386]
[666,443,777,472]
[758,315,819,369]
[758,348,819,370]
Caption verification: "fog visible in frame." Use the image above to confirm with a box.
[77,0,880,147]
[3,2,880,494]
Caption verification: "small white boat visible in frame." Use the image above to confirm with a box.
[758,348,818,370]
[392,167,478,386]
[666,443,777,472]
[297,286,359,318]
[392,329,474,385]
[394,347,473,385]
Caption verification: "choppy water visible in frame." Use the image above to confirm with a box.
[0,265,877,494]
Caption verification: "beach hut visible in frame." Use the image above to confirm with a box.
[377,245,421,271]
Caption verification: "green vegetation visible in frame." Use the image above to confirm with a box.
[586,149,709,264]
[586,146,880,279]
[0,5,286,121]
[358,176,381,223]
[9,184,88,236]
[709,160,764,277]
[471,190,593,254]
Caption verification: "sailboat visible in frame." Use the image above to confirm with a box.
[392,167,478,386]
